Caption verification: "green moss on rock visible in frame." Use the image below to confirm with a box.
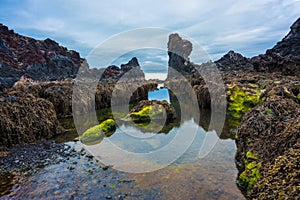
[238,161,261,191]
[228,87,262,119]
[99,119,116,136]
[125,105,163,123]
[238,151,261,192]
[81,119,116,143]
[246,150,259,161]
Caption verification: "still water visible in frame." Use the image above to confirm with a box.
[1,89,245,199]
[148,85,170,103]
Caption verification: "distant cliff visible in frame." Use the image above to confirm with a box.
[251,17,300,75]
[0,24,84,87]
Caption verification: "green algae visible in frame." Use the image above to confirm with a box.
[80,119,116,143]
[267,108,273,115]
[124,105,163,123]
[238,150,261,192]
[228,87,262,119]
[99,119,116,135]
[246,150,258,161]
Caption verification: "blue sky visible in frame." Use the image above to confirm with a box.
[0,0,299,67]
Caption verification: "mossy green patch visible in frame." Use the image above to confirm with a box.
[80,124,103,144]
[246,150,258,161]
[124,105,163,123]
[80,119,116,143]
[228,87,262,119]
[267,108,273,115]
[99,119,116,136]
[238,150,261,192]
[238,161,261,191]
[297,94,300,101]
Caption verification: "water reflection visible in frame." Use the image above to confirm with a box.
[148,88,170,103]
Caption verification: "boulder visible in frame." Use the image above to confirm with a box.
[127,100,177,123]
[0,96,63,147]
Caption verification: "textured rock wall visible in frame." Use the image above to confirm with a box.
[0,96,63,147]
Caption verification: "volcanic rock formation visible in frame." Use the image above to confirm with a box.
[0,24,84,87]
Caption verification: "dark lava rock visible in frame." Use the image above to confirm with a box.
[250,17,300,76]
[0,24,84,87]
[101,57,144,81]
[216,50,254,72]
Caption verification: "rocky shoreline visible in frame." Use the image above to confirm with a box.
[0,17,299,199]
[165,18,300,199]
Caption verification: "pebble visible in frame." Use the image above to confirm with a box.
[86,154,94,159]
[67,166,75,170]
[106,195,112,199]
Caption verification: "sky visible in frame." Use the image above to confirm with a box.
[0,0,299,70]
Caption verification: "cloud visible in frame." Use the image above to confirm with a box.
[0,0,299,62]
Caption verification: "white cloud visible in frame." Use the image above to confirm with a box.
[0,0,299,61]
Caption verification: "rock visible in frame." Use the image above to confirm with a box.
[167,33,196,77]
[0,23,84,86]
[120,57,140,71]
[250,17,300,76]
[235,96,300,199]
[0,96,63,147]
[6,76,158,118]
[80,119,116,145]
[215,51,254,72]
[101,57,144,81]
[127,100,177,123]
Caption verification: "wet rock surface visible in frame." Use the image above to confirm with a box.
[0,140,139,199]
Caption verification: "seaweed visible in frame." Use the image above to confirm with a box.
[228,87,262,119]
[237,150,261,192]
